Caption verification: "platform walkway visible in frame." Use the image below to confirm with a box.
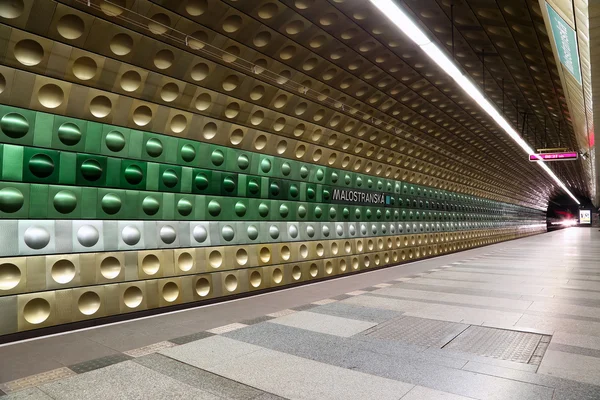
[1,228,600,399]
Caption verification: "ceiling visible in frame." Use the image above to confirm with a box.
[26,0,596,208]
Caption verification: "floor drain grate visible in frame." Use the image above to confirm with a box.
[442,326,551,364]
[362,316,469,348]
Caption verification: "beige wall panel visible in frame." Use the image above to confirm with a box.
[17,291,57,331]
[71,285,106,321]
[0,256,27,295]
[158,277,183,307]
[45,254,81,290]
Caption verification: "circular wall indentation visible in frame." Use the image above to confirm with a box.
[196,277,210,296]
[162,169,178,188]
[191,63,209,81]
[23,298,50,324]
[110,33,133,56]
[154,49,174,69]
[188,30,208,50]
[133,105,152,126]
[124,164,143,185]
[100,0,125,16]
[123,286,143,308]
[14,39,43,66]
[0,262,20,290]
[247,225,259,240]
[292,265,301,280]
[222,75,240,91]
[145,138,163,157]
[100,256,121,279]
[250,271,261,288]
[101,193,121,215]
[104,131,125,152]
[24,226,50,250]
[77,225,99,247]
[253,31,271,47]
[159,225,177,244]
[72,56,97,80]
[224,102,240,118]
[272,268,283,284]
[231,130,245,146]
[170,114,187,133]
[81,159,103,182]
[225,274,238,292]
[209,250,222,269]
[160,82,179,102]
[259,247,271,263]
[38,84,64,109]
[0,0,24,19]
[181,144,196,162]
[162,281,179,302]
[120,70,141,92]
[309,263,318,277]
[78,291,100,315]
[121,225,141,245]
[57,14,85,40]
[178,252,193,272]
[223,14,243,33]
[142,196,160,216]
[1,113,29,138]
[90,95,112,118]
[195,93,212,111]
[0,187,24,213]
[202,121,217,139]
[185,0,208,16]
[177,198,192,216]
[148,13,170,35]
[221,225,235,241]
[234,248,248,266]
[193,225,208,243]
[57,122,81,146]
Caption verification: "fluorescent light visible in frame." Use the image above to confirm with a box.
[369,0,580,205]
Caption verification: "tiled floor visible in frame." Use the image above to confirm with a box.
[2,228,600,399]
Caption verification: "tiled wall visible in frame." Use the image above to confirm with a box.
[0,0,546,337]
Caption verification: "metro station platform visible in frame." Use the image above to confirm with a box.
[1,228,600,400]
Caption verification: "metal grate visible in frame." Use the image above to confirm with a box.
[363,316,469,348]
[442,326,550,364]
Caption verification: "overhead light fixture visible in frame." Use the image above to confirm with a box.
[370,0,580,205]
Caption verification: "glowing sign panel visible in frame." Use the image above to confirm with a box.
[529,152,578,161]
[580,210,591,224]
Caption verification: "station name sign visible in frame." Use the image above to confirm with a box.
[331,188,388,206]
[529,152,578,161]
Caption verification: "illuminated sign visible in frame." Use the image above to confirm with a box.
[331,188,389,206]
[529,152,578,161]
[580,210,591,224]
[546,3,582,84]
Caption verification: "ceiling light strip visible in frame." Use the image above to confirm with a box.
[370,0,579,204]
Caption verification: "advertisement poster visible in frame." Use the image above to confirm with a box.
[579,210,591,224]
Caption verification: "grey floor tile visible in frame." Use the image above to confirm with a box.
[134,353,264,400]
[39,361,220,400]
[310,301,403,323]
[224,321,553,400]
[400,385,473,399]
[249,393,287,400]
[290,304,317,311]
[169,331,216,345]
[182,337,415,400]
[11,336,120,367]
[68,353,132,374]
[268,311,376,337]
[240,316,276,325]
[2,388,53,400]
[548,343,600,358]
[160,335,263,370]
